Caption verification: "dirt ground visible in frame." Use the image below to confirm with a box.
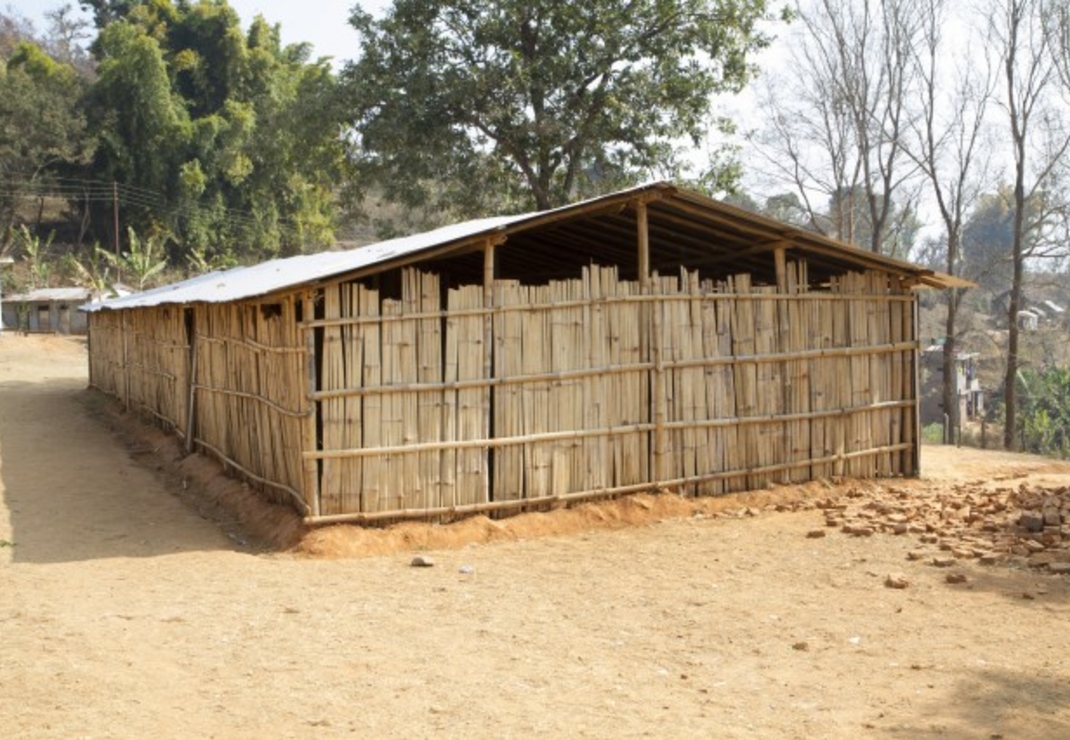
[2,334,1070,739]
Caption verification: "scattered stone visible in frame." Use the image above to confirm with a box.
[892,523,909,535]
[806,529,827,539]
[410,555,435,567]
[1020,512,1045,532]
[884,573,909,589]
[1049,563,1070,575]
[932,557,956,568]
[792,641,809,651]
[978,552,1000,566]
[945,573,968,584]
[907,550,927,561]
[458,565,475,575]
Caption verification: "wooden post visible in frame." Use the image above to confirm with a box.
[774,247,788,293]
[911,292,922,477]
[302,291,322,517]
[636,200,665,483]
[482,239,497,503]
[121,310,130,411]
[184,314,198,453]
[637,201,651,290]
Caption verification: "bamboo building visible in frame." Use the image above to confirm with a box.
[83,183,965,524]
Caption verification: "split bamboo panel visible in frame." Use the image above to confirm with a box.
[90,307,190,435]
[87,261,922,522]
[188,298,305,508]
[785,261,812,483]
[450,282,489,505]
[87,311,125,398]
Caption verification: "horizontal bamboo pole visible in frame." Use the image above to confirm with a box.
[300,290,916,330]
[122,362,178,382]
[192,384,307,418]
[304,399,914,461]
[197,333,305,356]
[310,341,917,402]
[128,401,180,430]
[193,437,311,515]
[303,442,913,525]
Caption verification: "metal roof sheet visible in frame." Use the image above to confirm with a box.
[82,211,548,312]
[8,287,93,302]
[84,182,965,313]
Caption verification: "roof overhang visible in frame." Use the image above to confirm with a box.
[85,182,968,313]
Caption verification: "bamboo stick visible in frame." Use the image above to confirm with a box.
[185,331,198,453]
[304,442,914,526]
[301,291,321,518]
[305,398,914,460]
[299,289,915,331]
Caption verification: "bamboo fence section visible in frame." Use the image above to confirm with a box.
[87,258,919,523]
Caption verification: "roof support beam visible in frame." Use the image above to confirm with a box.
[637,199,651,290]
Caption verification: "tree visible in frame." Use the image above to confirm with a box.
[752,0,923,254]
[985,0,1070,449]
[83,2,347,260]
[906,0,994,440]
[0,40,91,253]
[344,0,781,218]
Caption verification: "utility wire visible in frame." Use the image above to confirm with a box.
[0,176,310,240]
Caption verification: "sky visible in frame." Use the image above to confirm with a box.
[4,0,389,66]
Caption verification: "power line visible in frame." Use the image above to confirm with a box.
[0,176,312,240]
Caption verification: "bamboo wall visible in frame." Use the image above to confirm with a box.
[306,262,918,520]
[87,259,918,522]
[88,297,308,511]
[88,307,190,433]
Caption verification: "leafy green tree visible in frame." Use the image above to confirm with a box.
[344,0,781,217]
[0,41,91,252]
[83,2,347,261]
[16,225,57,288]
[1018,366,1070,458]
[97,226,168,289]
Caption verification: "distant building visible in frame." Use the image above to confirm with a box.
[1,285,132,335]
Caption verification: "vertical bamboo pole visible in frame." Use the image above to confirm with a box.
[911,290,922,477]
[185,324,198,453]
[636,200,666,483]
[774,247,787,292]
[483,239,497,503]
[302,291,321,518]
[121,310,130,411]
[637,201,650,285]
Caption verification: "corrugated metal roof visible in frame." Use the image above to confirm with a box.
[9,287,93,302]
[82,211,546,312]
[84,182,965,313]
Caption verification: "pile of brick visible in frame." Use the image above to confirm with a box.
[818,483,1070,574]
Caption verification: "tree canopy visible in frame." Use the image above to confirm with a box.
[83,1,347,261]
[344,0,780,217]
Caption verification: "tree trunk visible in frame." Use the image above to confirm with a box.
[942,292,958,442]
[1003,180,1026,450]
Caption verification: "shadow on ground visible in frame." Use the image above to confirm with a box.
[0,356,234,564]
[881,665,1070,738]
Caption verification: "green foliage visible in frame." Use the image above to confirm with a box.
[1018,366,1070,458]
[83,2,347,263]
[16,225,56,288]
[0,40,91,252]
[344,0,777,218]
[97,226,168,289]
[921,422,945,444]
[69,241,116,294]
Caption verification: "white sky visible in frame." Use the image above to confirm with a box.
[3,0,390,66]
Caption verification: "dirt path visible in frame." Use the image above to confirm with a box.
[2,334,1070,738]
